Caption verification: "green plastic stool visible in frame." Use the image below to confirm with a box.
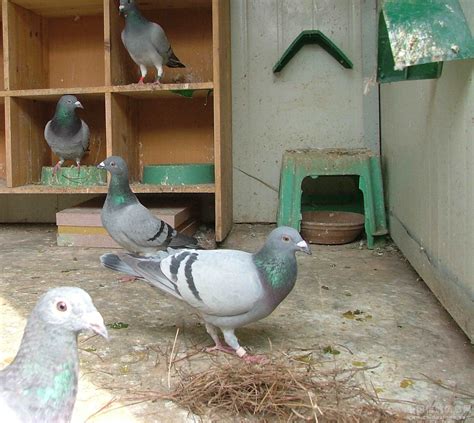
[277,148,388,249]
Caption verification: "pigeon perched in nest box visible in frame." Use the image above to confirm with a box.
[0,287,108,422]
[98,156,198,255]
[101,226,311,363]
[44,95,90,176]
[119,0,185,84]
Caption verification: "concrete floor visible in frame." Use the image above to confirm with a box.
[0,224,473,422]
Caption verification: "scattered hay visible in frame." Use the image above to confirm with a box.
[124,353,407,422]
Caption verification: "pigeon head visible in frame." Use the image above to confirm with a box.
[263,226,311,256]
[97,156,128,177]
[119,0,138,16]
[31,287,108,339]
[56,95,83,112]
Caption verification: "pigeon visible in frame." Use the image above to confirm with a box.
[119,0,185,84]
[44,95,90,176]
[101,226,311,362]
[0,287,108,423]
[97,156,198,255]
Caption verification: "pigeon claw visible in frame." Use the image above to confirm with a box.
[205,344,235,355]
[118,275,139,283]
[137,77,145,85]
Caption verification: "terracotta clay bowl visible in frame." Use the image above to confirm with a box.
[301,211,365,245]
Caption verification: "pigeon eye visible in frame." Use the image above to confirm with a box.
[56,301,68,312]
[110,161,116,167]
[282,235,290,242]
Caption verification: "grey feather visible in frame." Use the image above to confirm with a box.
[119,0,185,83]
[0,287,107,423]
[101,227,311,359]
[97,156,198,255]
[44,95,90,171]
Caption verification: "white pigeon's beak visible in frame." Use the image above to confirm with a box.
[97,161,106,169]
[74,100,84,109]
[297,240,312,255]
[83,311,108,339]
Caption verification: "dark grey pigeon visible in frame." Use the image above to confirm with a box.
[0,287,108,423]
[97,156,198,255]
[119,0,185,84]
[44,95,90,175]
[101,226,311,363]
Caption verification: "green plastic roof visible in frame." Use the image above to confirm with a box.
[382,0,474,71]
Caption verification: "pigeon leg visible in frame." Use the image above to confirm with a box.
[137,65,147,84]
[205,323,234,354]
[153,65,163,86]
[52,159,65,176]
[222,328,268,364]
[75,159,81,175]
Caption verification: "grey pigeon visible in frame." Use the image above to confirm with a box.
[0,287,108,423]
[97,156,198,255]
[119,0,185,84]
[101,226,311,362]
[44,95,90,175]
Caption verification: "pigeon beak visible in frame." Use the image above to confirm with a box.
[119,5,125,13]
[84,311,108,339]
[297,240,312,255]
[74,101,84,109]
[97,161,106,169]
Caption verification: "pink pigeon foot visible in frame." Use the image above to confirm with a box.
[242,354,269,364]
[52,162,62,176]
[118,275,139,283]
[205,344,235,355]
[137,76,145,85]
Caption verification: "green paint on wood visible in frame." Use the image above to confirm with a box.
[41,166,107,187]
[143,164,215,185]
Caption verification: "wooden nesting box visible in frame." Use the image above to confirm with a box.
[0,0,232,241]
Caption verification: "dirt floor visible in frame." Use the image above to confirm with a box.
[0,224,473,422]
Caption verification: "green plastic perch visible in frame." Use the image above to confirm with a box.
[273,30,353,73]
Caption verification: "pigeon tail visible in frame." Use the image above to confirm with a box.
[166,50,185,68]
[168,233,199,249]
[100,253,141,277]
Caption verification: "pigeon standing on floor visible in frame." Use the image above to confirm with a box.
[44,95,90,175]
[0,287,108,423]
[119,0,185,84]
[101,226,311,362]
[98,156,198,255]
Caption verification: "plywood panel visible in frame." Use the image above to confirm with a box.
[48,15,105,88]
[106,93,140,181]
[138,96,214,168]
[0,104,5,179]
[212,0,232,241]
[10,0,102,17]
[41,97,107,167]
[6,97,50,186]
[0,30,4,90]
[110,5,213,85]
[381,56,474,340]
[4,0,48,90]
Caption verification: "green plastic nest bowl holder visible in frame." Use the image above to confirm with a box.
[277,149,388,249]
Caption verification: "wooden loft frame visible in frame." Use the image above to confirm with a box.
[0,0,232,241]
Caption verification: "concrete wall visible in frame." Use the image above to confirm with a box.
[231,0,379,222]
[381,3,474,340]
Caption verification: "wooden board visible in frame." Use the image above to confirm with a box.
[6,97,50,186]
[9,0,103,17]
[106,92,139,181]
[139,96,214,166]
[48,15,105,88]
[4,0,48,90]
[0,104,5,180]
[212,0,232,241]
[57,218,199,248]
[56,198,197,228]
